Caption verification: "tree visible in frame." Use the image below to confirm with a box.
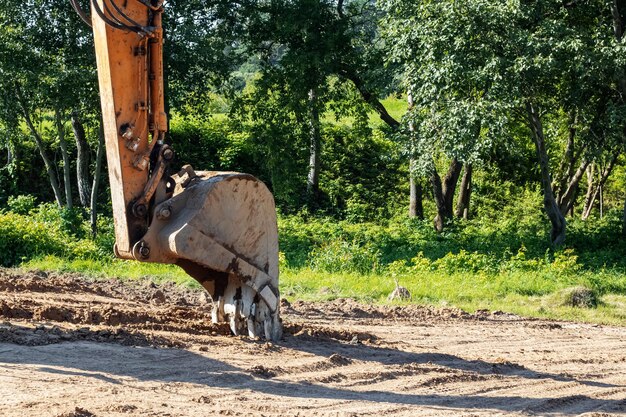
[380,0,625,243]
[163,0,247,114]
[380,0,507,230]
[232,0,401,211]
[509,1,624,244]
[0,0,98,208]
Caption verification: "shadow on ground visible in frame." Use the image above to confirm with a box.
[0,325,624,415]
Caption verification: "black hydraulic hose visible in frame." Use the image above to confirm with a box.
[107,0,146,30]
[90,0,128,30]
[133,0,164,11]
[101,0,136,30]
[91,0,140,33]
[69,0,92,27]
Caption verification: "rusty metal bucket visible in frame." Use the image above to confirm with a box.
[132,168,282,341]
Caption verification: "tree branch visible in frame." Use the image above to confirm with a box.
[338,67,400,130]
[337,0,344,18]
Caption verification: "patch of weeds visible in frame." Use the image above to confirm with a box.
[551,286,599,308]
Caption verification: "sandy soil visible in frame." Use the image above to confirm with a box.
[0,268,624,416]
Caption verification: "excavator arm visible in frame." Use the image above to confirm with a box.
[73,0,281,340]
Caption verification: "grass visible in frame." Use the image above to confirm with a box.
[280,267,626,325]
[22,256,199,288]
[22,255,626,326]
[7,200,626,327]
[321,95,407,128]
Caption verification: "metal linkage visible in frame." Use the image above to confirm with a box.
[132,144,174,218]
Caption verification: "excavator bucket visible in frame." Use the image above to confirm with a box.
[134,168,282,341]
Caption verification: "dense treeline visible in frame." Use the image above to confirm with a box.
[1,0,626,251]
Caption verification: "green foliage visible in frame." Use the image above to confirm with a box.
[0,202,112,267]
[6,194,36,215]
[431,250,499,275]
[170,116,258,175]
[0,211,66,267]
[163,0,247,112]
[321,125,404,221]
[278,202,626,289]
[232,78,311,209]
[309,239,381,275]
[31,203,87,239]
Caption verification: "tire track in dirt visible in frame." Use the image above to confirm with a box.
[0,268,625,416]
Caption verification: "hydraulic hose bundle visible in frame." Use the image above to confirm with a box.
[70,0,163,35]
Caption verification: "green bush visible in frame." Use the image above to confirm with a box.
[321,125,404,221]
[0,203,112,267]
[432,250,499,274]
[2,183,625,302]
[31,203,89,239]
[92,215,116,259]
[170,116,259,175]
[7,195,37,215]
[0,211,66,266]
[309,239,381,274]
[278,206,626,292]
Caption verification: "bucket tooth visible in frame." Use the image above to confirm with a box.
[247,303,260,338]
[211,296,225,324]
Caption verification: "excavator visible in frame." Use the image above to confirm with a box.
[69,0,282,341]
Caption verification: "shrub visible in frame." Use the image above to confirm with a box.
[552,286,599,308]
[0,204,112,267]
[0,211,66,266]
[6,195,37,215]
[93,215,116,259]
[31,203,89,239]
[432,250,499,274]
[309,239,381,274]
[551,248,582,274]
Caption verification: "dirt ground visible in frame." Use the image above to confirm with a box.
[0,268,624,416]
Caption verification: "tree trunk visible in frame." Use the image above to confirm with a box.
[306,88,321,201]
[72,112,91,207]
[55,108,73,209]
[407,91,423,219]
[526,101,566,246]
[15,85,64,206]
[5,144,13,166]
[442,158,463,218]
[455,164,473,219]
[622,195,626,237]
[431,158,463,231]
[339,66,400,130]
[557,158,590,216]
[600,184,604,219]
[552,112,589,216]
[90,121,105,237]
[430,167,445,232]
[612,0,626,42]
[582,151,619,220]
[409,171,423,219]
[584,183,602,221]
[582,164,595,219]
